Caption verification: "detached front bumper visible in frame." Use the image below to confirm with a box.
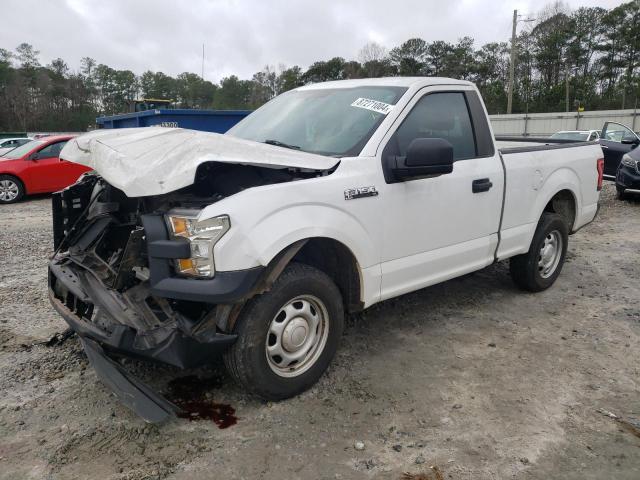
[48,259,241,422]
[79,337,182,423]
[48,259,241,368]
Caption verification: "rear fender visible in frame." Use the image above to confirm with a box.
[499,168,581,260]
[509,169,580,255]
[534,168,581,231]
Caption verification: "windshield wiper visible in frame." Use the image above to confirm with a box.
[264,139,301,150]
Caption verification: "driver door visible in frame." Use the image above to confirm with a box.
[378,87,504,301]
[600,122,640,178]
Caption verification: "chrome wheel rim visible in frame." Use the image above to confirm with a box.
[0,179,19,202]
[538,230,563,278]
[265,295,329,378]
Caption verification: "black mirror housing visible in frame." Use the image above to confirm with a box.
[406,138,454,167]
[384,138,454,183]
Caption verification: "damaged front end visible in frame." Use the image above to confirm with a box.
[48,127,340,422]
[48,171,265,422]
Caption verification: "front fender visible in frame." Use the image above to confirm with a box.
[213,203,377,271]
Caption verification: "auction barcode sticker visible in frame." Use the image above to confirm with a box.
[350,98,394,115]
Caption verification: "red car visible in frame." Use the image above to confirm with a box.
[0,135,90,204]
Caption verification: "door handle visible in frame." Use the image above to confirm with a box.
[472,178,493,193]
[601,144,609,149]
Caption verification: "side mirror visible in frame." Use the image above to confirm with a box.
[29,152,40,161]
[621,137,640,146]
[385,138,454,183]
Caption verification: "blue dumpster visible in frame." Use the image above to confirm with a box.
[96,109,251,133]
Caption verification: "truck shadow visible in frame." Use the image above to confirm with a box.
[347,260,515,331]
[119,261,517,424]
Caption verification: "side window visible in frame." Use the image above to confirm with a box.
[603,123,637,143]
[37,141,67,158]
[391,92,476,161]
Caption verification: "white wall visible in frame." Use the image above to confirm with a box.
[490,109,640,137]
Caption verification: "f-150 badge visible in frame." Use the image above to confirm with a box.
[344,186,378,200]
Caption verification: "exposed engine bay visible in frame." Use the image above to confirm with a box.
[49,161,329,368]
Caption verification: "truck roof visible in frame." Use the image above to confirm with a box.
[296,77,474,91]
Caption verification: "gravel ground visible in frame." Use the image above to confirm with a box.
[0,184,639,480]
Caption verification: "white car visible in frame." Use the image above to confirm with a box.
[0,137,32,156]
[550,130,600,142]
[49,77,603,422]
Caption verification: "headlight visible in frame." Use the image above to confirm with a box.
[621,154,640,174]
[165,209,230,278]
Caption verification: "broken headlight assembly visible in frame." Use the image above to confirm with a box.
[165,209,230,278]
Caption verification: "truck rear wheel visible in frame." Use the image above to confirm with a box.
[509,212,568,292]
[224,262,344,400]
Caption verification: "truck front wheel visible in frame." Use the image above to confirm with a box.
[224,263,344,400]
[509,212,568,292]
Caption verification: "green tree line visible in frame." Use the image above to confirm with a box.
[0,1,637,132]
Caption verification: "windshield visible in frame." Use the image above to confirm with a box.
[550,132,589,141]
[1,140,44,159]
[227,86,407,156]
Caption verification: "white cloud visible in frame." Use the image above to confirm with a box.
[0,0,628,82]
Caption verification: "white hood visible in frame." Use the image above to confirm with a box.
[60,127,339,197]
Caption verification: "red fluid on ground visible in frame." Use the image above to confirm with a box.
[167,374,237,429]
[175,400,237,428]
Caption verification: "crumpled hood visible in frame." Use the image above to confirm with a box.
[60,127,339,197]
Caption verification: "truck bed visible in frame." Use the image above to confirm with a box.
[493,136,602,262]
[495,135,593,154]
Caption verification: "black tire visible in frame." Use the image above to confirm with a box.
[616,185,626,200]
[509,212,568,292]
[224,262,344,400]
[0,175,25,204]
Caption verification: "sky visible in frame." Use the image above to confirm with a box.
[0,0,629,82]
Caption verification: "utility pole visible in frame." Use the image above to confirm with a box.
[565,62,570,112]
[507,9,517,114]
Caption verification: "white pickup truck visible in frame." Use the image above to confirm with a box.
[49,77,603,422]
